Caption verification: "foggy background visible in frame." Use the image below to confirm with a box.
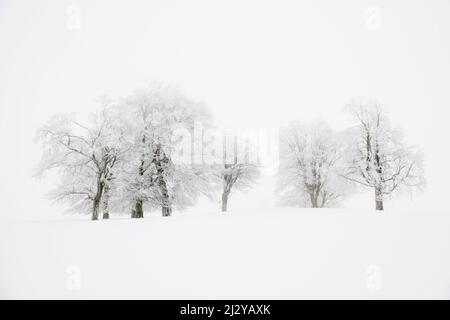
[1,0,449,221]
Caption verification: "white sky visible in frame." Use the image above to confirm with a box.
[1,0,449,220]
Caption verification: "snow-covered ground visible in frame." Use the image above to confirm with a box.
[1,208,450,299]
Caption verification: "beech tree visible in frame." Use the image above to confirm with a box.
[219,153,260,212]
[277,120,352,208]
[114,84,213,218]
[343,100,425,210]
[207,131,260,212]
[35,106,124,220]
[36,84,215,220]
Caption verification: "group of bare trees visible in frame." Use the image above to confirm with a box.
[35,84,260,220]
[36,85,424,219]
[278,100,425,210]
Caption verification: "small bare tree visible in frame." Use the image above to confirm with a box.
[343,100,425,210]
[220,162,260,212]
[217,135,260,212]
[277,120,351,208]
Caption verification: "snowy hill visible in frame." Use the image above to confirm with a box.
[1,209,449,299]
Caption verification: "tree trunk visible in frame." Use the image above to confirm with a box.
[374,145,384,211]
[222,192,229,212]
[92,179,104,221]
[132,199,144,218]
[375,187,384,211]
[155,144,172,217]
[92,198,100,220]
[102,183,110,220]
[131,148,146,219]
[160,186,172,217]
[309,190,319,208]
[162,206,172,217]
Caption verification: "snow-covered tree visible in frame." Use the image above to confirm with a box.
[342,100,425,210]
[35,106,124,220]
[114,84,213,218]
[218,138,260,212]
[220,163,260,212]
[277,120,352,208]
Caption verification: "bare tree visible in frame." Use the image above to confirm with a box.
[217,135,260,212]
[114,83,213,217]
[35,107,123,220]
[343,100,425,210]
[220,163,260,212]
[277,120,352,208]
